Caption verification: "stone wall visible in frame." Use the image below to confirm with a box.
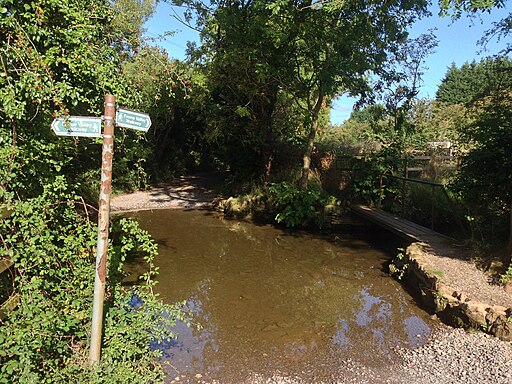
[392,242,512,341]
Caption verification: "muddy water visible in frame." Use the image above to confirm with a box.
[124,209,434,383]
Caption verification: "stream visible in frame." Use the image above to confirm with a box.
[124,209,435,383]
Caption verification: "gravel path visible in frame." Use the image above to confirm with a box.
[395,326,512,384]
[114,174,511,384]
[423,240,512,308]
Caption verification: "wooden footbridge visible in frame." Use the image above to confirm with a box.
[350,204,450,243]
[349,173,465,244]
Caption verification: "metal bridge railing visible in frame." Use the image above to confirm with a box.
[378,173,466,236]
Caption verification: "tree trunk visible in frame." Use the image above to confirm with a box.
[259,85,278,185]
[299,121,317,190]
[262,148,273,185]
[299,92,325,190]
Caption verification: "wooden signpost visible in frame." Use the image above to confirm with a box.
[51,94,152,365]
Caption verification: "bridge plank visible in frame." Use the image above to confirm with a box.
[350,204,450,243]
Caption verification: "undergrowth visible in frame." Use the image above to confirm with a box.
[267,182,332,228]
[0,177,184,383]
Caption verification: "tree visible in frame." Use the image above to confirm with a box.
[121,46,217,181]
[0,0,198,196]
[335,33,438,179]
[380,33,438,153]
[170,1,293,181]
[436,57,512,105]
[172,0,430,188]
[112,0,156,37]
[408,98,472,150]
[451,57,512,267]
[438,0,511,57]
[479,13,512,55]
[271,1,432,189]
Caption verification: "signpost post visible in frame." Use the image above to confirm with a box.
[50,95,152,365]
[88,94,116,365]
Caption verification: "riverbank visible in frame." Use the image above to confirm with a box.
[112,174,511,384]
[111,172,227,213]
[235,325,512,384]
[395,241,511,341]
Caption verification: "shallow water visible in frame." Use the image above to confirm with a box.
[124,209,434,383]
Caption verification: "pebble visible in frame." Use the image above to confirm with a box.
[395,326,512,384]
[175,326,511,384]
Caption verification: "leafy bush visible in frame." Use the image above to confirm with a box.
[388,248,409,280]
[350,150,402,207]
[0,178,183,383]
[500,267,512,285]
[267,182,330,227]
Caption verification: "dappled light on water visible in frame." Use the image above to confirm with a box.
[125,210,434,382]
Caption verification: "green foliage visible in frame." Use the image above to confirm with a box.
[408,98,472,151]
[0,0,135,200]
[350,152,402,206]
[184,0,295,179]
[121,48,209,182]
[172,0,430,183]
[0,0,193,198]
[479,13,511,55]
[451,57,512,247]
[267,182,329,228]
[438,0,505,19]
[389,248,409,280]
[326,104,390,153]
[397,182,465,238]
[111,0,156,42]
[0,3,194,381]
[0,0,120,121]
[0,179,183,383]
[500,267,512,284]
[329,36,438,172]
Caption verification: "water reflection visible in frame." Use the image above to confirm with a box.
[125,209,434,382]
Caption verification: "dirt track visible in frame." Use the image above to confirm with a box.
[111,172,227,213]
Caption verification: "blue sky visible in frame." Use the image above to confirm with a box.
[145,2,510,124]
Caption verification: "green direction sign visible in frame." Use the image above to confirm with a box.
[52,117,102,138]
[116,108,151,132]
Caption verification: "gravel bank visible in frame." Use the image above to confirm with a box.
[420,241,512,308]
[395,325,512,384]
[179,325,511,384]
[248,327,511,384]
